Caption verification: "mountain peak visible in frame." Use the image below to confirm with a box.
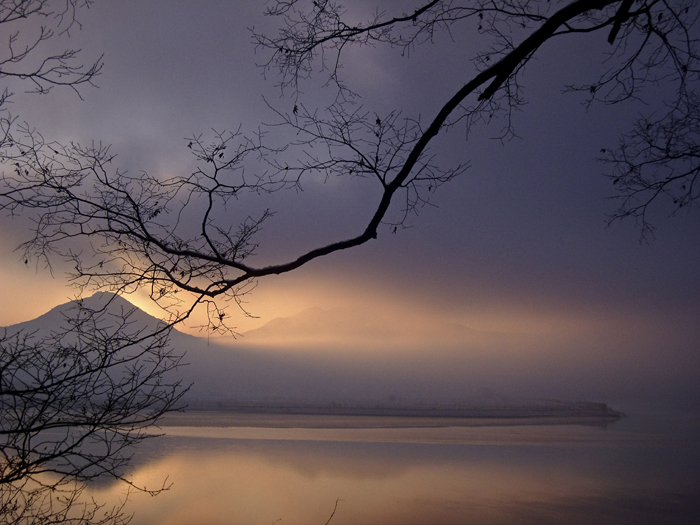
[2,291,167,336]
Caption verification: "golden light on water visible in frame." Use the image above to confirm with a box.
[85,425,657,525]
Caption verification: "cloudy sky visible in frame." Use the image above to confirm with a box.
[1,1,699,407]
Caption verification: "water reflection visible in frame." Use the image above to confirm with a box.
[89,412,700,525]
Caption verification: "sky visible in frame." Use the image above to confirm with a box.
[1,1,699,408]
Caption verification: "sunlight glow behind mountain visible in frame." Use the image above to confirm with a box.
[4,292,698,411]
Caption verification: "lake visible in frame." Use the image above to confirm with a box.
[89,407,700,525]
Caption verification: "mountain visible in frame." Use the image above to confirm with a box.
[3,293,500,350]
[240,305,500,346]
[0,293,522,407]
[3,291,167,336]
[1,293,648,411]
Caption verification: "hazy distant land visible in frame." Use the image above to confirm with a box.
[2,293,631,428]
[160,400,624,429]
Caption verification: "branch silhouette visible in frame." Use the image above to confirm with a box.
[2,1,700,521]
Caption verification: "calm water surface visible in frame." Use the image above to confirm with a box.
[91,409,700,525]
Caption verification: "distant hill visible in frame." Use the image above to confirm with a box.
[241,305,501,346]
[4,292,205,347]
[1,293,637,413]
[3,291,167,335]
[0,293,521,407]
[3,293,502,349]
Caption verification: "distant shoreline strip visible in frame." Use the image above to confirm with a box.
[159,402,624,429]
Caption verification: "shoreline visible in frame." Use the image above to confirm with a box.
[158,401,625,429]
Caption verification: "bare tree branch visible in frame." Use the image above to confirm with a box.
[2,0,698,333]
[1,295,186,524]
[0,4,178,524]
[2,3,700,519]
[0,0,102,101]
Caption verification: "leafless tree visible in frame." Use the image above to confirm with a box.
[0,1,698,518]
[1,0,697,329]
[0,3,183,525]
[605,89,700,236]
[0,0,101,92]
[0,0,102,119]
[1,296,185,525]
[253,0,700,237]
